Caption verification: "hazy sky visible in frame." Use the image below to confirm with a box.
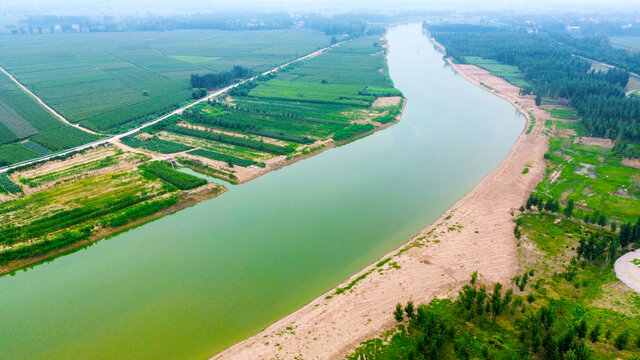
[3,0,640,16]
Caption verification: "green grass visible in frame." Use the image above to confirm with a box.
[545,108,580,120]
[526,114,536,134]
[535,125,640,223]
[30,127,101,152]
[188,149,259,168]
[249,80,374,106]
[0,173,21,194]
[140,161,207,190]
[121,135,193,154]
[610,36,640,54]
[465,56,530,88]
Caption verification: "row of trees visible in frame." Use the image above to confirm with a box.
[427,24,640,141]
[190,66,253,90]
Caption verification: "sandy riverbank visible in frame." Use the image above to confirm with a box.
[211,53,552,359]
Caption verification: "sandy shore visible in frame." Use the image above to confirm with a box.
[615,249,640,293]
[211,59,551,358]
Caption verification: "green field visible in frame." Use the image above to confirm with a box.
[0,147,216,266]
[0,69,102,165]
[545,108,581,120]
[0,29,332,134]
[464,56,530,88]
[123,36,403,181]
[610,37,640,54]
[534,122,640,223]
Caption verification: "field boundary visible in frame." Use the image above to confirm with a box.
[0,40,347,174]
[0,65,99,135]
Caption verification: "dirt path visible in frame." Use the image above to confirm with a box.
[212,63,550,360]
[0,65,99,135]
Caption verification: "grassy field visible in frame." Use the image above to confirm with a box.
[122,36,404,182]
[610,37,640,54]
[464,56,530,88]
[534,122,640,223]
[0,29,332,134]
[0,69,102,165]
[0,145,219,271]
[545,108,581,120]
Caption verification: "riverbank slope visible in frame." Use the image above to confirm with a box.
[212,43,551,360]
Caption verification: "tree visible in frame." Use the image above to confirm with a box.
[564,199,575,217]
[619,222,633,247]
[589,323,601,343]
[490,282,504,317]
[453,333,472,360]
[615,330,629,350]
[576,318,588,339]
[535,95,542,106]
[607,238,618,264]
[393,303,404,322]
[405,301,415,319]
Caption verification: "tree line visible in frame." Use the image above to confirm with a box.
[190,66,253,90]
[427,24,640,141]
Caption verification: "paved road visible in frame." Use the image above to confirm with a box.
[0,41,345,174]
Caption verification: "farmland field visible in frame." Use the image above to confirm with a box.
[0,69,102,165]
[0,29,333,134]
[610,36,640,54]
[122,36,404,183]
[0,145,222,269]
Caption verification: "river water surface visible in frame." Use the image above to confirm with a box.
[0,23,524,359]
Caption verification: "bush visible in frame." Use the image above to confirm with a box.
[141,161,207,190]
[615,330,629,350]
[189,149,257,168]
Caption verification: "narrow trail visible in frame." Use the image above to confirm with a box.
[0,40,346,174]
[0,65,99,135]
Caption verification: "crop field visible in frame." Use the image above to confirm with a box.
[0,69,102,165]
[464,56,530,88]
[610,36,640,54]
[0,146,217,268]
[0,29,332,133]
[533,121,640,223]
[120,36,404,182]
[121,135,193,154]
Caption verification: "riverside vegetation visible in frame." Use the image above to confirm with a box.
[122,35,404,184]
[347,25,640,360]
[0,28,336,165]
[0,34,403,274]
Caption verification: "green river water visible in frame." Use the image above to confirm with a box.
[0,23,524,359]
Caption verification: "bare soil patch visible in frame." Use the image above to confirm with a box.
[622,158,640,169]
[372,96,401,107]
[574,137,613,148]
[575,163,597,179]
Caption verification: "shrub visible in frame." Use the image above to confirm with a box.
[141,161,207,190]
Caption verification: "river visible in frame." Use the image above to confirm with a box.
[0,23,524,359]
